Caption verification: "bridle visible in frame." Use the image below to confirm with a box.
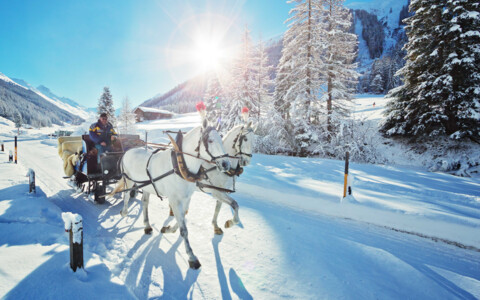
[197,126,229,163]
[232,126,253,159]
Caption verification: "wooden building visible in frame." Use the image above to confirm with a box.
[133,107,174,122]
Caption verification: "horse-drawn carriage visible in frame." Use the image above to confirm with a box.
[58,103,254,269]
[61,134,144,203]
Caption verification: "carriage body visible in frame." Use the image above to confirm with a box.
[72,134,144,203]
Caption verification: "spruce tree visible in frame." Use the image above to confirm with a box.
[118,97,136,134]
[204,73,224,125]
[319,0,359,137]
[252,36,274,120]
[277,0,325,155]
[14,112,22,133]
[439,0,480,140]
[382,0,480,141]
[97,87,116,125]
[222,26,256,132]
[382,0,443,137]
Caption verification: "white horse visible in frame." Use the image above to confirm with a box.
[116,119,230,269]
[193,122,254,234]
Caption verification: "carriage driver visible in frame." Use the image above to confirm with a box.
[89,113,117,163]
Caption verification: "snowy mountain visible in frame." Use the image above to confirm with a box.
[10,77,90,121]
[348,0,410,93]
[139,74,209,113]
[0,72,86,126]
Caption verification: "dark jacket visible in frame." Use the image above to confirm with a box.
[89,120,117,145]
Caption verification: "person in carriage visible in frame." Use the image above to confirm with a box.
[89,113,117,163]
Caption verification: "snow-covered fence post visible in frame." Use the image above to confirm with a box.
[343,151,351,198]
[26,169,36,193]
[14,136,17,164]
[62,213,84,272]
[9,150,13,162]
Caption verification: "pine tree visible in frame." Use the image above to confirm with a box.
[97,87,116,125]
[370,74,384,94]
[382,0,443,137]
[118,97,136,134]
[273,49,294,121]
[320,0,359,137]
[382,0,480,141]
[14,112,22,134]
[438,0,480,140]
[252,36,274,120]
[204,72,224,125]
[276,0,326,155]
[222,26,257,132]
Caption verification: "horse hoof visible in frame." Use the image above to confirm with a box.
[120,210,127,217]
[225,220,233,228]
[161,226,170,233]
[214,227,224,235]
[189,260,201,269]
[144,227,153,235]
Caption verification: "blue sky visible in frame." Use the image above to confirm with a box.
[0,0,370,109]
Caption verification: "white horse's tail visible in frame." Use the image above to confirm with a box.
[108,177,126,197]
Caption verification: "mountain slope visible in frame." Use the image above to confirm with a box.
[0,73,84,126]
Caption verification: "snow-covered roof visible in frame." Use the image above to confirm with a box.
[135,106,174,115]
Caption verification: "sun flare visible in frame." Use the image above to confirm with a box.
[165,12,240,80]
[192,36,230,72]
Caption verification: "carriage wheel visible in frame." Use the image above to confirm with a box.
[94,180,106,204]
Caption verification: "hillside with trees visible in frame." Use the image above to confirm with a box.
[0,75,84,127]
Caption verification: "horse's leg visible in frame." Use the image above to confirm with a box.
[169,205,188,216]
[212,200,223,235]
[142,192,153,234]
[212,191,240,229]
[170,200,201,269]
[162,201,179,233]
[120,179,134,217]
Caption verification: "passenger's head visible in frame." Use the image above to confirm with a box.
[99,113,108,125]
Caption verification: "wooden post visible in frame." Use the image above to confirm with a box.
[145,131,148,150]
[1,142,4,152]
[343,151,349,198]
[9,150,13,162]
[62,213,84,272]
[27,169,36,193]
[14,136,17,164]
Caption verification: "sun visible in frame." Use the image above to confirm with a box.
[192,36,229,72]
[164,12,240,80]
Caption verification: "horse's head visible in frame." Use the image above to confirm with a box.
[200,119,231,172]
[233,121,254,166]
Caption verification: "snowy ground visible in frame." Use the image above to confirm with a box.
[0,96,479,299]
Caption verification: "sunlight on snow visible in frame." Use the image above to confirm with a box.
[427,265,480,299]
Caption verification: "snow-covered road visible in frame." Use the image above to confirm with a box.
[1,131,478,299]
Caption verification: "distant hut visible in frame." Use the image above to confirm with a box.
[133,107,174,122]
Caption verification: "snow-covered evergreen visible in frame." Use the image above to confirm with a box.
[203,73,224,125]
[97,87,116,125]
[262,0,358,156]
[14,112,22,131]
[252,36,274,120]
[382,0,480,141]
[117,97,136,134]
[275,0,326,155]
[319,0,359,139]
[221,26,257,132]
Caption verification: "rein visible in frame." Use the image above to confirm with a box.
[115,128,218,198]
